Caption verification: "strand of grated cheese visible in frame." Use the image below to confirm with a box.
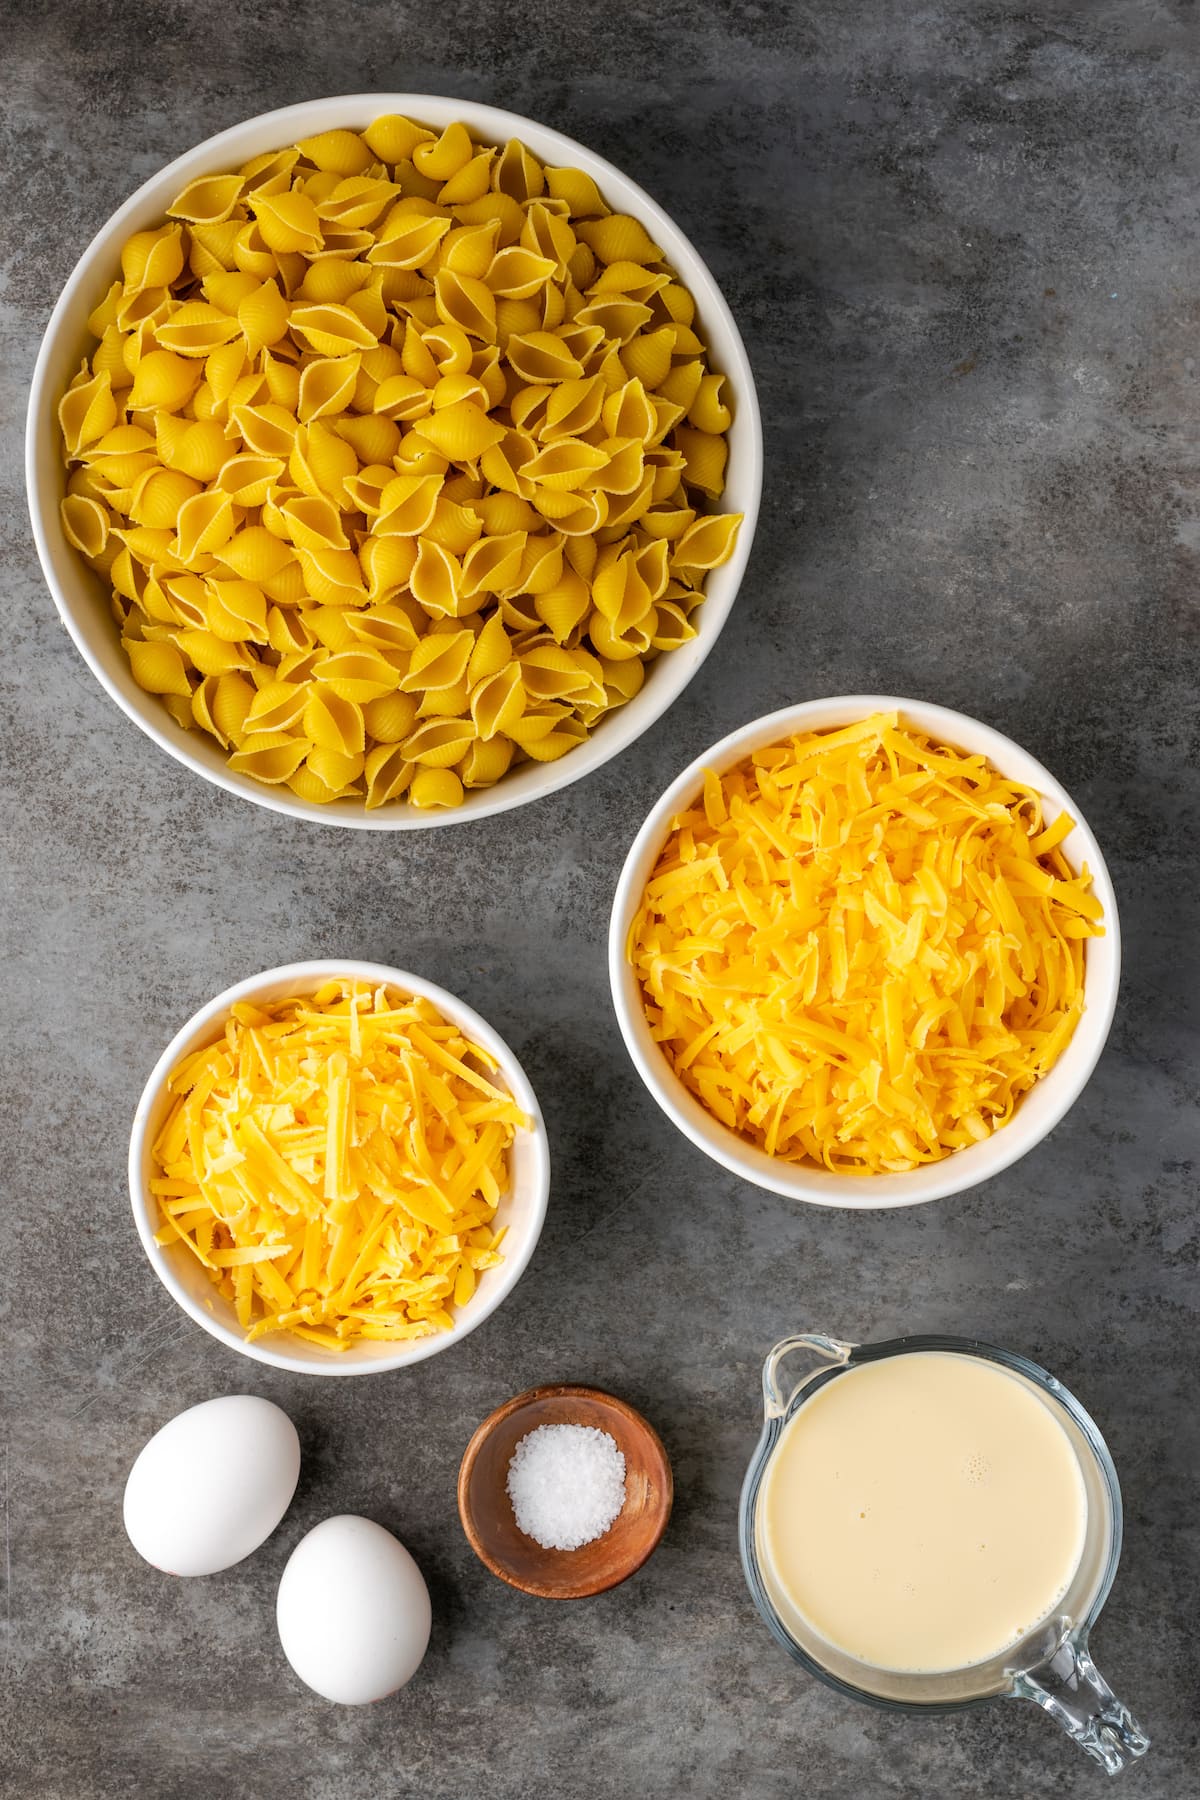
[628,712,1104,1175]
[150,980,527,1347]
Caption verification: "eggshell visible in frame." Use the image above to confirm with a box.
[123,1394,300,1576]
[276,1515,432,1703]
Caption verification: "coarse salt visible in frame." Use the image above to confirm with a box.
[506,1423,627,1551]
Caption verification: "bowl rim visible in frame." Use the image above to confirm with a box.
[26,91,763,831]
[608,694,1122,1210]
[456,1381,674,1598]
[127,957,551,1375]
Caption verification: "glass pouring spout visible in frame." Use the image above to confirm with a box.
[761,1333,854,1419]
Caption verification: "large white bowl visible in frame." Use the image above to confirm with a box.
[27,94,761,830]
[609,697,1121,1209]
[129,959,551,1373]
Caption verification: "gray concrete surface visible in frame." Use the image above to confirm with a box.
[2,3,1198,1796]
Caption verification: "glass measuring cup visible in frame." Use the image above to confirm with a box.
[739,1333,1150,1773]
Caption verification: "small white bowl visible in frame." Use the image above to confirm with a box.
[27,93,761,830]
[129,959,550,1374]
[609,696,1121,1209]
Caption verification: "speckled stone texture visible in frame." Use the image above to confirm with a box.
[2,3,1197,1795]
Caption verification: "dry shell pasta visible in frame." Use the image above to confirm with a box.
[58,117,745,810]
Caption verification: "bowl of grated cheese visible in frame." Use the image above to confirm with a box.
[609,696,1120,1209]
[129,959,550,1372]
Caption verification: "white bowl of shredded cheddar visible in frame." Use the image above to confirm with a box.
[28,95,760,827]
[609,698,1120,1208]
[129,960,550,1372]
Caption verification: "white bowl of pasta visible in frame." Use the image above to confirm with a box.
[27,95,761,827]
[609,696,1120,1209]
[128,959,551,1374]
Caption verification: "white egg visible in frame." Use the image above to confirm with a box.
[123,1394,300,1577]
[276,1515,432,1704]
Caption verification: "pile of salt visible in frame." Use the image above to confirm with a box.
[506,1423,627,1551]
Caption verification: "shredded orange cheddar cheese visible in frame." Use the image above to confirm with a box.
[629,712,1104,1174]
[150,979,526,1347]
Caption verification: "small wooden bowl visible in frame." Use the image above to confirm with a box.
[457,1384,673,1599]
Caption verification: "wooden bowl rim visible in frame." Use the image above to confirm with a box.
[457,1382,674,1599]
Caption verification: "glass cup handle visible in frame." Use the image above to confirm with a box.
[1010,1632,1150,1773]
[762,1333,854,1420]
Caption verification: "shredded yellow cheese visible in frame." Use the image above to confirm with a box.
[628,712,1104,1175]
[151,979,527,1346]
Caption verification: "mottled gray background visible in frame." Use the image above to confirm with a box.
[2,2,1197,1796]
